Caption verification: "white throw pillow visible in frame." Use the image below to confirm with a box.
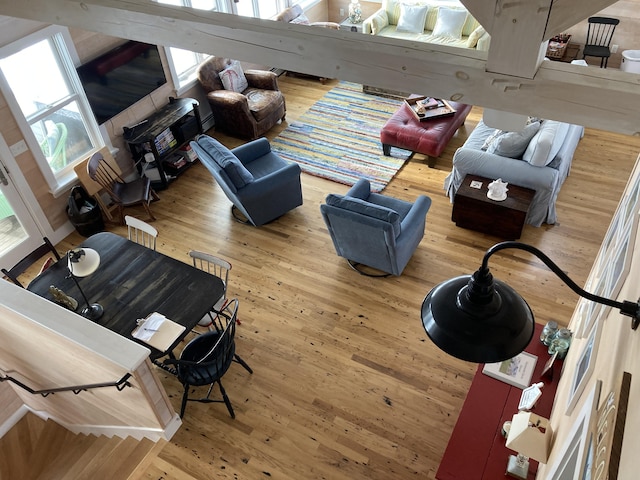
[396,4,429,34]
[487,121,541,158]
[218,60,248,93]
[432,8,467,39]
[370,10,389,35]
[466,25,485,48]
[290,13,310,25]
[481,128,503,151]
[523,120,571,167]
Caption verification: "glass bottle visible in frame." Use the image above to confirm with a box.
[548,328,572,359]
[540,320,558,346]
[348,0,362,24]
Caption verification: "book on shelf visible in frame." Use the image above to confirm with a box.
[154,128,177,155]
[164,152,187,170]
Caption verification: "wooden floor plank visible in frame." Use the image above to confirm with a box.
[44,75,640,479]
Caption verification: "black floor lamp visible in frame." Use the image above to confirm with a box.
[67,248,103,321]
[421,241,640,363]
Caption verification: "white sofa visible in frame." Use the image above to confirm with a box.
[444,119,584,226]
[363,0,490,50]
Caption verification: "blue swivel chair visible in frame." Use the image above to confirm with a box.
[320,179,432,276]
[190,135,303,226]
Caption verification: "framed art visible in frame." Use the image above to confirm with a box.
[540,351,558,379]
[547,380,602,480]
[567,320,602,415]
[592,371,632,480]
[577,161,640,339]
[482,351,537,389]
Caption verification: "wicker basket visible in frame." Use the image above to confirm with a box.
[546,34,571,59]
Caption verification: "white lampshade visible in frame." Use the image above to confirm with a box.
[506,412,553,463]
[68,248,101,277]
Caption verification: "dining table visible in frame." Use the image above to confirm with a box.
[27,232,224,359]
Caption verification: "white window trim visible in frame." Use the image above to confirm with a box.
[0,25,104,197]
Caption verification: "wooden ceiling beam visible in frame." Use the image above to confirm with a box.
[1,0,639,135]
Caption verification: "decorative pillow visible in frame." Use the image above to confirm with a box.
[370,10,389,35]
[326,194,401,236]
[218,60,248,93]
[290,13,310,25]
[487,121,541,158]
[481,128,503,151]
[523,120,571,167]
[432,8,467,39]
[466,25,485,48]
[396,4,429,34]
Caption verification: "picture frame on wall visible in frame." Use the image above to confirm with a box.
[481,351,537,389]
[576,163,640,339]
[547,380,602,480]
[566,320,602,415]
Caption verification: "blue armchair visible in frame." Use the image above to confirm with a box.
[320,179,432,276]
[190,135,303,226]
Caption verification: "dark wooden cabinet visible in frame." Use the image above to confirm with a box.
[452,174,535,240]
[123,97,202,190]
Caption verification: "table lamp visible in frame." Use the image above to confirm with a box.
[505,412,552,479]
[67,248,103,320]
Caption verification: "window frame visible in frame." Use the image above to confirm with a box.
[0,25,103,196]
[162,0,299,93]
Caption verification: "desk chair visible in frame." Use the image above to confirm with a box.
[125,215,158,250]
[189,250,231,330]
[1,237,61,287]
[163,299,253,418]
[582,17,619,68]
[87,152,159,224]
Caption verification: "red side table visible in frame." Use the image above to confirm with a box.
[436,323,560,480]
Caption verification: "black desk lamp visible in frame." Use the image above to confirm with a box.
[421,241,640,363]
[67,248,103,321]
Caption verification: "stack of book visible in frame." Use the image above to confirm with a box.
[164,152,187,172]
[154,128,178,155]
[405,96,456,122]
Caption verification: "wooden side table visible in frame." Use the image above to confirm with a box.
[436,323,561,480]
[339,18,363,33]
[452,174,535,239]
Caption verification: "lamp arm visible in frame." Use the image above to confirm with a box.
[482,241,640,329]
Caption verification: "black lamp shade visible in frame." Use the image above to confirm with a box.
[421,275,535,363]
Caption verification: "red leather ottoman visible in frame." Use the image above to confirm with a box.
[381,100,472,167]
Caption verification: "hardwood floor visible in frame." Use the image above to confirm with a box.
[54,76,640,479]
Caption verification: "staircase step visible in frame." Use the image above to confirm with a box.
[2,413,164,480]
[0,413,45,480]
[28,420,77,479]
[37,433,101,480]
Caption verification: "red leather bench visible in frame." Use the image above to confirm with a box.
[380,99,472,167]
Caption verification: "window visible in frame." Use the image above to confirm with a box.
[0,26,103,195]
[159,0,292,91]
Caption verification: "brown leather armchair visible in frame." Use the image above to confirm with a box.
[197,57,286,140]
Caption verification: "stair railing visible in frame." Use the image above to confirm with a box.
[0,371,132,396]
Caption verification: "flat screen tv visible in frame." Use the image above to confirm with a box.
[77,41,167,125]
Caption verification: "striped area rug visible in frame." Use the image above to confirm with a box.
[271,82,412,192]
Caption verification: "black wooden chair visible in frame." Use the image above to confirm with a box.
[87,152,159,224]
[582,17,620,68]
[163,298,252,418]
[1,237,61,287]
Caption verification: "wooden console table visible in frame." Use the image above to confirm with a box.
[452,174,535,239]
[436,323,560,480]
